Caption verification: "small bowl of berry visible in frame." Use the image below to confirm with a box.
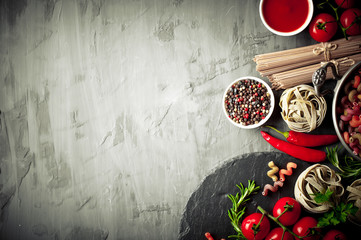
[223,76,275,129]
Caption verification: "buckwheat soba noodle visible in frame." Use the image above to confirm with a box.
[346,179,361,226]
[294,164,344,214]
[279,85,327,132]
[253,35,361,89]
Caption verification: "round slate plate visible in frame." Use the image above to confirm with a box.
[178,152,361,240]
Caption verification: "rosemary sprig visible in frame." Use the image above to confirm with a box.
[326,146,361,181]
[227,180,260,239]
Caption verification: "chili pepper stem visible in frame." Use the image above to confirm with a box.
[265,125,289,139]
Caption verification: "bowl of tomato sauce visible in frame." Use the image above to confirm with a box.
[260,0,314,36]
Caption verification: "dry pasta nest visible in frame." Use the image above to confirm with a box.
[346,178,361,226]
[294,164,344,214]
[280,85,327,132]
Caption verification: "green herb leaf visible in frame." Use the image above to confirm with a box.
[334,202,359,223]
[312,188,334,204]
[227,180,259,240]
[318,211,336,227]
[318,201,359,227]
[327,146,361,181]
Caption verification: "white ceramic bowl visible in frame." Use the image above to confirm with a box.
[223,76,275,129]
[259,0,314,36]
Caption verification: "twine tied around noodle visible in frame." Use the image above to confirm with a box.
[321,57,356,75]
[313,42,338,61]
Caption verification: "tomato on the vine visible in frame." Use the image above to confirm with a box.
[292,216,321,240]
[323,229,347,240]
[272,197,301,226]
[340,8,361,36]
[335,0,355,9]
[309,13,338,42]
[241,213,270,240]
[265,227,294,240]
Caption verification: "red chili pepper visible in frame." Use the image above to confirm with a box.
[349,115,361,128]
[261,131,326,163]
[205,232,215,240]
[265,126,338,147]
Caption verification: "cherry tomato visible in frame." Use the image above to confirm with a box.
[272,197,301,226]
[265,227,294,240]
[323,229,347,240]
[335,0,355,9]
[241,213,270,240]
[340,8,361,36]
[292,216,321,240]
[309,13,338,42]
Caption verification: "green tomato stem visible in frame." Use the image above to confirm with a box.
[257,206,296,237]
[275,205,290,220]
[320,0,352,40]
[252,213,266,236]
[281,230,286,240]
[257,206,319,239]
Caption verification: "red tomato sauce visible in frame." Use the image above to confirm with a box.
[262,0,309,33]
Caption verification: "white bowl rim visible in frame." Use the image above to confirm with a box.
[222,76,275,129]
[259,0,314,37]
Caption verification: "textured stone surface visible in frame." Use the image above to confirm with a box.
[179,152,361,240]
[0,0,340,239]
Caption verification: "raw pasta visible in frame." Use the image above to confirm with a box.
[268,55,359,90]
[267,161,279,182]
[279,85,327,132]
[294,164,344,213]
[253,35,361,89]
[337,66,361,157]
[279,162,297,182]
[346,179,361,226]
[262,181,284,196]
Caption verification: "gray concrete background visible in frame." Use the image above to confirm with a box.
[0,0,314,239]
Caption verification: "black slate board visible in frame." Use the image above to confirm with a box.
[178,152,361,240]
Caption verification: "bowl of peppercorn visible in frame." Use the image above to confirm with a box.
[223,76,275,129]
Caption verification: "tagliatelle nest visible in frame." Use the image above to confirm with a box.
[346,179,361,226]
[294,164,344,213]
[280,85,327,132]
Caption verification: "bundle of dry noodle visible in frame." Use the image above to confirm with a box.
[254,35,361,90]
[279,85,327,132]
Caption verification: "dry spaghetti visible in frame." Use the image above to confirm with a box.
[253,36,361,89]
[254,35,361,76]
[269,53,360,90]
